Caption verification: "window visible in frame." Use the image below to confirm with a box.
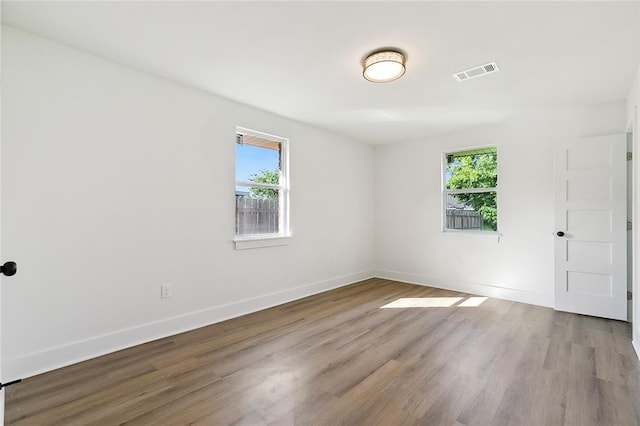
[443,147,498,232]
[235,127,289,244]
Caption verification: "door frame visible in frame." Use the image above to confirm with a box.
[628,131,634,323]
[630,106,640,358]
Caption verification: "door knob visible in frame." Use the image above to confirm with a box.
[1,261,17,276]
[556,231,565,237]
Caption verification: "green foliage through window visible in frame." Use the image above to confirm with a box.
[249,169,279,200]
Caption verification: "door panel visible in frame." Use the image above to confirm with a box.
[554,134,627,320]
[566,241,612,266]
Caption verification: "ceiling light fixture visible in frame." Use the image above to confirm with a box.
[363,50,406,83]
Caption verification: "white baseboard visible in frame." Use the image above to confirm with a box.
[373,269,554,308]
[4,270,375,380]
[633,339,640,361]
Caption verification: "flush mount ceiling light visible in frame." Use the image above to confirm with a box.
[363,50,406,83]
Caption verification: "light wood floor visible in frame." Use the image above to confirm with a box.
[6,278,640,425]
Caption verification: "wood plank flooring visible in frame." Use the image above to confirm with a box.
[6,278,640,425]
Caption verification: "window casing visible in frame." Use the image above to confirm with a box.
[235,127,290,246]
[443,147,498,233]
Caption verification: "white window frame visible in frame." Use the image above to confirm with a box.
[234,126,290,250]
[442,146,499,234]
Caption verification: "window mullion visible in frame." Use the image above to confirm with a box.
[236,181,283,190]
[445,187,497,195]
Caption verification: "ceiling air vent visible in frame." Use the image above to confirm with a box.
[453,62,499,82]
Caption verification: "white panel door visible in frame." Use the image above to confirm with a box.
[1,81,4,424]
[1,93,4,423]
[554,134,627,320]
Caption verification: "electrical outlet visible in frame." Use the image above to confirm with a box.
[161,284,172,299]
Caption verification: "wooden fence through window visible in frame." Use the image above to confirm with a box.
[446,209,484,230]
[236,198,481,234]
[236,197,279,235]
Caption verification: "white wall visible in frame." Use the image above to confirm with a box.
[1,26,375,379]
[374,103,627,307]
[628,72,638,128]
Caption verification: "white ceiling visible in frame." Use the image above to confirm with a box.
[2,1,638,145]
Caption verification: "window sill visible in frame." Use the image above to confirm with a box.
[234,235,291,250]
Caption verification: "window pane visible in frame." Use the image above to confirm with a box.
[445,192,497,231]
[445,149,497,190]
[235,190,280,235]
[236,134,280,191]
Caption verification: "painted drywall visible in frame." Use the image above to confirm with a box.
[374,103,628,307]
[1,26,375,379]
[628,72,639,128]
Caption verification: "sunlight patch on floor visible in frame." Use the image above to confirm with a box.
[458,296,488,307]
[380,296,488,309]
[380,297,463,308]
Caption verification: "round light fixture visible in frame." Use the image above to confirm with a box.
[363,50,406,83]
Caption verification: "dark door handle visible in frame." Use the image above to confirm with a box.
[556,231,565,237]
[1,261,17,277]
